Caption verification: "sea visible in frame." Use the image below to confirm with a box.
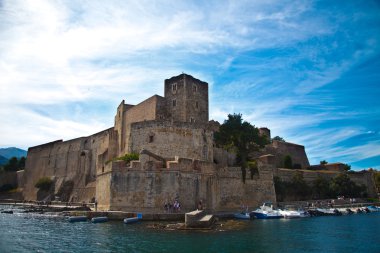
[0,205,379,253]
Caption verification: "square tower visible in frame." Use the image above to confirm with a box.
[164,74,209,123]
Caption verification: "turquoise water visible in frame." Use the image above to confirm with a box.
[1,206,380,253]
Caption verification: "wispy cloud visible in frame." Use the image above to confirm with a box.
[0,0,379,170]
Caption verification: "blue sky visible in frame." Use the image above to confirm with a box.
[0,0,379,170]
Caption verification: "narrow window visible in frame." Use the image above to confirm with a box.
[173,99,177,107]
[202,145,208,160]
[195,101,199,109]
[193,84,197,93]
[172,83,177,92]
[190,117,195,123]
[149,135,154,143]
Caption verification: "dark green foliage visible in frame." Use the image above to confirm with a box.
[329,173,366,198]
[312,176,333,199]
[0,184,16,192]
[320,160,328,165]
[247,160,258,179]
[293,163,302,169]
[272,136,285,142]
[275,173,367,201]
[284,155,293,169]
[35,177,53,191]
[343,163,351,171]
[117,153,139,163]
[2,156,26,172]
[106,153,139,164]
[214,113,268,167]
[374,170,380,190]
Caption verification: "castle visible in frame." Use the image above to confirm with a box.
[22,73,353,212]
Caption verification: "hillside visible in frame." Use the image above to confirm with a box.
[0,155,8,166]
[0,147,27,159]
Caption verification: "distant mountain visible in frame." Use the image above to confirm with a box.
[0,147,27,159]
[0,155,8,166]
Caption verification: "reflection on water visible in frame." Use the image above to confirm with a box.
[1,205,380,253]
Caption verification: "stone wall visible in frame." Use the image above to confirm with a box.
[96,153,277,212]
[129,121,214,162]
[266,140,310,169]
[23,128,117,202]
[164,74,208,124]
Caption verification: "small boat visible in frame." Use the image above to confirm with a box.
[315,208,342,216]
[91,217,108,223]
[280,210,310,218]
[367,206,380,212]
[250,202,283,219]
[68,216,87,222]
[234,212,250,220]
[123,213,143,224]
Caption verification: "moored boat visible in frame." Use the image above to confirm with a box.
[250,202,283,219]
[68,216,87,222]
[367,206,380,212]
[234,212,251,220]
[91,217,109,223]
[123,213,143,224]
[280,210,310,218]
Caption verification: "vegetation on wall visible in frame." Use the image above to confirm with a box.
[35,177,53,191]
[106,153,140,165]
[214,113,269,183]
[0,156,26,172]
[272,136,285,142]
[274,173,367,201]
[283,155,293,169]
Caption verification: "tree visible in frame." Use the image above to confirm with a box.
[272,136,285,142]
[4,157,19,171]
[343,163,351,171]
[284,155,293,169]
[320,160,328,165]
[329,173,366,198]
[214,113,268,167]
[312,176,333,199]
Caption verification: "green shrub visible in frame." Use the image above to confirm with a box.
[117,153,139,163]
[35,177,53,191]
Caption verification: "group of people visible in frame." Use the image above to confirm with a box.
[164,200,181,213]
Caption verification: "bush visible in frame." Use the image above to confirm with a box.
[284,155,293,169]
[0,184,16,192]
[35,177,53,191]
[117,153,139,163]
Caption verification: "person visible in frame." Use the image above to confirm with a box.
[198,200,203,210]
[95,199,98,211]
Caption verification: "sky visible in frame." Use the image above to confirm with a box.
[0,0,379,170]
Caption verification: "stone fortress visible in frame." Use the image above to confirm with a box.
[21,74,377,211]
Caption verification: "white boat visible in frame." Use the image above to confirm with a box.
[367,206,380,212]
[250,202,283,219]
[280,210,309,218]
[234,212,250,220]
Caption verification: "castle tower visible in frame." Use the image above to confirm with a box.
[259,127,271,141]
[164,73,209,123]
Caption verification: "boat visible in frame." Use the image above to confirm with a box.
[91,217,109,223]
[250,202,283,219]
[315,208,342,216]
[233,212,251,220]
[68,216,87,222]
[123,213,143,224]
[280,209,310,218]
[367,206,380,212]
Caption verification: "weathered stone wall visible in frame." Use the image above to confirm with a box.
[213,148,236,167]
[23,128,117,201]
[164,74,208,124]
[265,140,310,169]
[95,153,276,212]
[129,121,214,162]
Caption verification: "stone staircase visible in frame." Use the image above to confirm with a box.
[185,210,215,228]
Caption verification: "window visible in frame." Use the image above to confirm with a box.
[190,117,195,123]
[149,135,154,143]
[193,84,197,93]
[195,101,199,109]
[172,83,177,92]
[202,145,208,160]
[172,99,177,107]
